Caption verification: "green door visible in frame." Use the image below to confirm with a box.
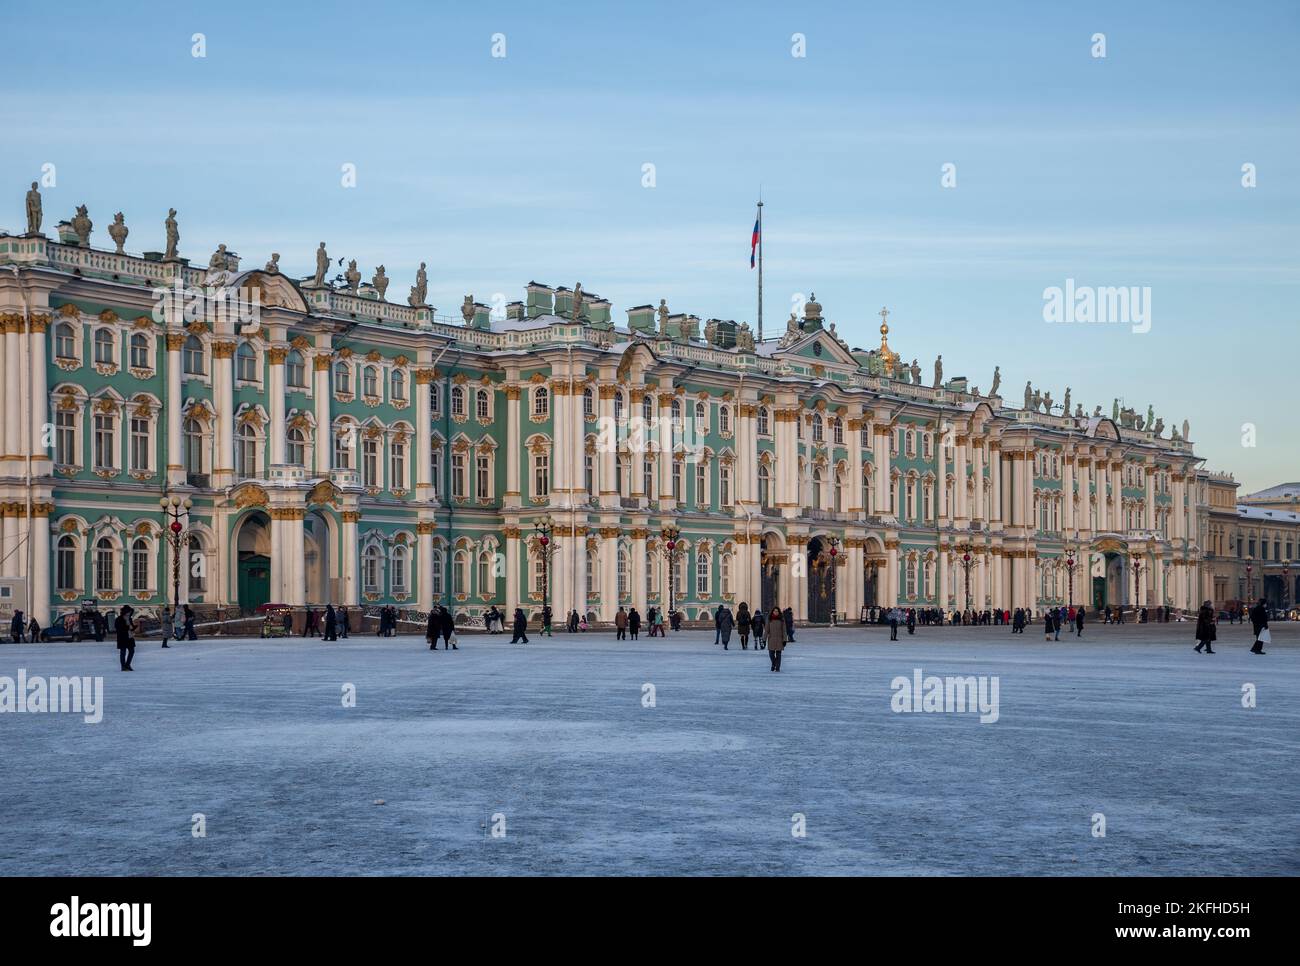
[238,554,272,613]
[1092,576,1106,611]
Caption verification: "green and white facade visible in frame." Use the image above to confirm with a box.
[0,224,1207,627]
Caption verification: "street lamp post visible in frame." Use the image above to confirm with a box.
[158,495,193,644]
[827,536,839,625]
[956,542,974,613]
[1132,556,1143,613]
[1245,562,1253,604]
[660,524,682,619]
[1283,562,1291,611]
[530,515,556,626]
[1064,543,1078,610]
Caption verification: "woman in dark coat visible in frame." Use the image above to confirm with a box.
[736,603,751,649]
[1193,601,1217,654]
[426,610,439,650]
[751,609,766,649]
[627,607,641,640]
[510,608,529,644]
[1248,598,1268,654]
[115,606,135,671]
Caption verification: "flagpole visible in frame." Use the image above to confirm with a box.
[756,199,764,343]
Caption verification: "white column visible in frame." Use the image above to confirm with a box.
[846,413,863,514]
[504,385,521,508]
[342,511,359,605]
[1063,454,1075,535]
[598,386,617,510]
[418,523,434,611]
[30,317,50,475]
[504,527,520,610]
[875,426,892,517]
[31,504,50,625]
[213,341,236,485]
[954,434,969,526]
[1145,465,1156,531]
[632,528,648,614]
[4,321,21,467]
[600,527,618,619]
[268,347,287,467]
[314,354,332,476]
[973,440,986,526]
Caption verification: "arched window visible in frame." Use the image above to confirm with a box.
[694,401,706,434]
[430,548,445,597]
[454,549,470,594]
[906,557,917,598]
[641,394,653,422]
[583,386,594,418]
[286,350,306,388]
[391,369,406,403]
[758,463,771,510]
[451,385,466,416]
[130,538,150,594]
[334,361,352,395]
[236,423,258,478]
[391,439,408,491]
[236,342,258,382]
[183,335,205,375]
[833,417,844,445]
[834,466,846,513]
[478,552,493,595]
[94,537,116,592]
[614,392,625,426]
[532,450,550,498]
[94,328,115,365]
[617,547,630,599]
[287,427,306,466]
[476,387,489,420]
[56,535,78,591]
[758,407,770,435]
[362,366,378,397]
[533,386,549,417]
[586,549,598,592]
[812,414,824,442]
[334,424,353,469]
[54,322,77,360]
[363,545,382,594]
[719,406,731,435]
[811,467,823,510]
[719,464,732,508]
[720,552,733,597]
[129,333,150,369]
[696,550,710,597]
[391,545,409,594]
[187,535,207,594]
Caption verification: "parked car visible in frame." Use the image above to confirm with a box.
[39,613,82,642]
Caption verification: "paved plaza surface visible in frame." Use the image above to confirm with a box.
[1,622,1296,876]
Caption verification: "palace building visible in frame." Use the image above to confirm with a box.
[0,196,1287,629]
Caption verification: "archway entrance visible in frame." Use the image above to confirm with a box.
[304,511,333,605]
[807,536,834,624]
[1093,551,1126,611]
[235,512,271,613]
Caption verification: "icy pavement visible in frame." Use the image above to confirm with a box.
[1,622,1296,876]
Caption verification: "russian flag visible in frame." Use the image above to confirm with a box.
[750,217,760,268]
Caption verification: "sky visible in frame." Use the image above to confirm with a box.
[2,0,1297,492]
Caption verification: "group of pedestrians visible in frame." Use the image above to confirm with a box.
[424,605,458,650]
[1194,598,1270,655]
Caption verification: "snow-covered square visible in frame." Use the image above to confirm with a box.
[1,623,1296,876]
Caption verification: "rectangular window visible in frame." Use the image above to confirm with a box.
[130,417,150,472]
[56,410,77,465]
[93,414,115,469]
[452,452,467,499]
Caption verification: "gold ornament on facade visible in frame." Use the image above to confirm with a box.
[57,302,80,318]
[98,309,119,324]
[231,484,270,509]
[267,346,289,365]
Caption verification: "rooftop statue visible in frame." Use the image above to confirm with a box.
[779,311,801,348]
[408,262,428,307]
[933,354,943,388]
[658,299,669,333]
[71,205,93,246]
[1153,417,1164,436]
[1094,405,1102,417]
[1062,386,1071,414]
[736,322,755,351]
[1024,381,1033,409]
[990,365,1001,397]
[344,259,361,293]
[25,182,42,235]
[312,242,329,287]
[265,253,280,274]
[108,212,128,254]
[910,359,921,385]
[206,244,232,286]
[164,208,179,260]
[1042,391,1053,413]
[372,265,388,299]
[866,351,882,376]
[1183,419,1190,441]
[571,282,584,321]
[462,294,475,324]
[1146,405,1154,429]
[1076,403,1084,418]
[704,319,718,345]
[1113,399,1120,421]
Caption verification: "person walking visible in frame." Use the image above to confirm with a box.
[782,606,795,643]
[718,605,734,650]
[752,608,766,649]
[713,605,724,646]
[1044,610,1054,641]
[338,606,350,639]
[765,607,786,672]
[440,606,457,650]
[10,611,25,643]
[541,605,553,637]
[304,607,320,638]
[323,604,337,642]
[182,604,197,641]
[906,608,916,636]
[426,609,440,650]
[888,607,899,641]
[628,607,641,640]
[737,603,751,650]
[115,606,136,671]
[1248,597,1268,655]
[615,606,628,641]
[510,607,529,644]
[1053,609,1061,641]
[1075,605,1085,637]
[1193,600,1217,654]
[160,605,173,649]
